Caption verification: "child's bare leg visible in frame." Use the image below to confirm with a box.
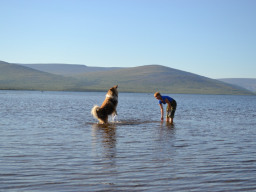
[170,118,173,124]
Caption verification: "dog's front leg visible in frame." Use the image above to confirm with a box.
[111,111,117,122]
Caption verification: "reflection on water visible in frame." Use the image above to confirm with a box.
[1,91,256,191]
[92,123,117,160]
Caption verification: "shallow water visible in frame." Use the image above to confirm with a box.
[1,90,256,191]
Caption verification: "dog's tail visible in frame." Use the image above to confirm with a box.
[91,105,100,119]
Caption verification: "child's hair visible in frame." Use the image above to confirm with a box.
[154,92,161,97]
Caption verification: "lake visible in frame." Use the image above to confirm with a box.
[1,90,256,192]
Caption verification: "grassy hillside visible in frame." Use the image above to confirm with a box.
[76,65,253,94]
[0,60,254,95]
[219,78,256,93]
[0,61,78,91]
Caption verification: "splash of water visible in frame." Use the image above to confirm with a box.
[111,114,118,123]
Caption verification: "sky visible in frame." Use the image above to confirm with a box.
[0,0,255,79]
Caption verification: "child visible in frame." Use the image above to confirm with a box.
[154,92,177,124]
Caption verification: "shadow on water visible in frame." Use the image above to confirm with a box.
[89,119,161,126]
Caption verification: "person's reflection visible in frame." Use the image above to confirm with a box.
[158,121,176,144]
[92,123,117,161]
[153,121,176,160]
[159,121,176,134]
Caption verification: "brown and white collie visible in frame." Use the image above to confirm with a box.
[91,85,118,124]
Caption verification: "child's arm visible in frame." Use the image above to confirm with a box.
[159,104,164,121]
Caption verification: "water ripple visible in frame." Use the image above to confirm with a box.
[1,91,256,191]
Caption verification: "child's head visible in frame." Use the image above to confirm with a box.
[154,92,161,99]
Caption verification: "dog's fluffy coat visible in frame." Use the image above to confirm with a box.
[91,85,118,124]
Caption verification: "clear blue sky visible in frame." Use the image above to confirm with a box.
[1,0,255,78]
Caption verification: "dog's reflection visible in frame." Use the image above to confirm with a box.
[92,123,117,160]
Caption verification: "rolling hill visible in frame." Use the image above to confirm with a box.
[75,65,253,94]
[0,61,78,91]
[0,60,254,95]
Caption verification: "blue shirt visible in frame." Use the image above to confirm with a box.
[159,96,174,105]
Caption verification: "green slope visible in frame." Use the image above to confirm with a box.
[0,61,254,95]
[0,61,78,91]
[76,65,253,94]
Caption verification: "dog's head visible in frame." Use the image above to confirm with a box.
[107,85,118,97]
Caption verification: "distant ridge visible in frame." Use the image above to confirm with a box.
[0,60,254,95]
[219,78,256,93]
[20,64,123,76]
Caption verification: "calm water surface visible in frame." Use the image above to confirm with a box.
[1,90,256,191]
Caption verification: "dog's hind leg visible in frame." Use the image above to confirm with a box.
[100,115,108,124]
